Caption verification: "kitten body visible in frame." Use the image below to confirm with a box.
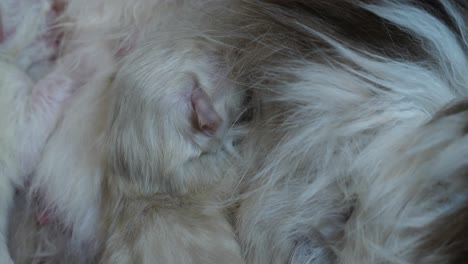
[0,5,74,262]
[100,3,245,263]
[10,1,245,263]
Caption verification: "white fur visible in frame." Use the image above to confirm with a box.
[0,0,58,80]
[26,45,115,261]
[0,60,33,264]
[0,3,74,262]
[236,1,468,263]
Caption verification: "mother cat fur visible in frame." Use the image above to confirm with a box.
[216,1,468,263]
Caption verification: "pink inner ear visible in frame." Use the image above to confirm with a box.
[191,88,222,136]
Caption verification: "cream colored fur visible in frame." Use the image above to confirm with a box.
[100,3,245,263]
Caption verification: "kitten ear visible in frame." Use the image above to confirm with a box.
[190,83,222,137]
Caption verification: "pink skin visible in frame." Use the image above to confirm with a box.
[37,209,50,225]
[191,87,222,137]
[45,3,65,60]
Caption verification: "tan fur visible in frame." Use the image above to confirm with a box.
[99,31,245,263]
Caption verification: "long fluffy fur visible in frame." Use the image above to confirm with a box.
[211,0,468,263]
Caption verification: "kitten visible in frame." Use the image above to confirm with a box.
[100,23,245,264]
[0,25,74,264]
[10,1,245,263]
[7,0,117,261]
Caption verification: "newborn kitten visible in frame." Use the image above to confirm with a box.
[6,1,116,261]
[100,36,245,264]
[0,44,73,264]
[8,1,244,263]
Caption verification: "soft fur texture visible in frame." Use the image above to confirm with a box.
[99,3,245,262]
[8,0,116,262]
[5,0,468,264]
[210,0,468,263]
[0,2,74,262]
[9,1,245,263]
[0,0,61,80]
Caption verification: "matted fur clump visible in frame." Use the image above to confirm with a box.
[1,0,467,264]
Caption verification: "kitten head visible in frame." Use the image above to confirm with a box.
[107,41,242,194]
